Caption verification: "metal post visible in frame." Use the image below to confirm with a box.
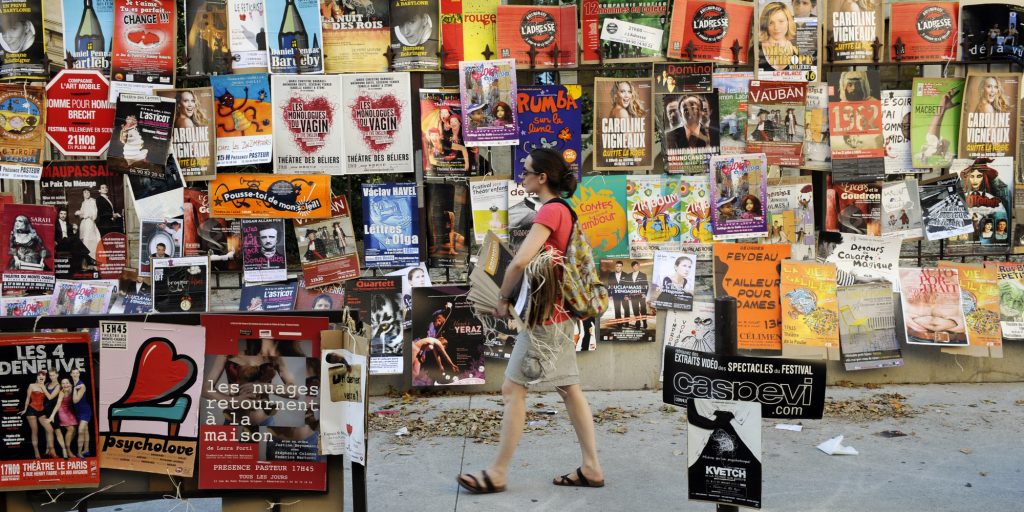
[714,296,739,512]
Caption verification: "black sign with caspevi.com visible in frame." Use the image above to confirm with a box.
[663,347,827,419]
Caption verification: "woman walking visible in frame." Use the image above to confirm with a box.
[457,148,604,494]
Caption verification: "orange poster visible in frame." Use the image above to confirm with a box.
[209,174,332,218]
[889,1,958,63]
[781,260,839,356]
[666,0,754,64]
[713,243,791,352]
[938,262,1003,356]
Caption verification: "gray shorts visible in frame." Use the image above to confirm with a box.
[505,319,580,388]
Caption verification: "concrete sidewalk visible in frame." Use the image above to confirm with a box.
[352,383,1024,511]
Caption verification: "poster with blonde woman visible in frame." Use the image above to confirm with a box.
[824,0,882,64]
[593,77,654,171]
[155,88,217,180]
[755,0,818,81]
[958,73,1020,159]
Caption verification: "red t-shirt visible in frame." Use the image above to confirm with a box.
[533,200,573,324]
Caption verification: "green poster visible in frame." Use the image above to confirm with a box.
[911,77,964,169]
[570,174,629,260]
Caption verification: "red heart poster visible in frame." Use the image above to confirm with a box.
[341,72,414,175]
[98,322,205,477]
[271,74,345,174]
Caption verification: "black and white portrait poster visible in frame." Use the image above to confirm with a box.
[151,255,209,312]
[41,161,128,280]
[346,277,408,376]
[240,219,287,284]
[687,398,762,509]
[138,217,185,275]
[390,0,440,71]
[0,0,46,80]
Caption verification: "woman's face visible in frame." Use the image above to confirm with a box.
[495,105,505,119]
[313,298,331,310]
[410,269,427,287]
[36,372,45,384]
[615,83,633,108]
[83,189,91,199]
[48,370,58,383]
[675,259,693,276]
[968,169,984,190]
[768,10,789,41]
[745,199,755,211]
[984,78,1000,102]
[180,92,197,117]
[61,379,72,393]
[428,130,440,145]
[71,369,80,382]
[450,117,461,131]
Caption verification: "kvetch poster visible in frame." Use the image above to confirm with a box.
[40,160,128,280]
[0,333,98,491]
[411,287,486,386]
[98,321,204,476]
[342,72,414,174]
[271,74,345,174]
[199,315,328,490]
[362,182,420,268]
[687,398,762,509]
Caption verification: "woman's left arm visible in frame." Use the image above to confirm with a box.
[495,222,552,317]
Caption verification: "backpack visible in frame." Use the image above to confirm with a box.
[549,198,609,319]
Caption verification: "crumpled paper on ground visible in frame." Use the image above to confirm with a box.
[817,435,858,455]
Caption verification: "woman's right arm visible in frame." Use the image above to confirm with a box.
[21,386,31,414]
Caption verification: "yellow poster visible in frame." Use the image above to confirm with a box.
[781,260,839,353]
[938,262,1003,357]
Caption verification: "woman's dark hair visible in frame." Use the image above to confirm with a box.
[528,148,577,198]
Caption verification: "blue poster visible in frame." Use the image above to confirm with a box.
[362,182,420,268]
[62,0,115,73]
[265,0,324,74]
[514,85,582,182]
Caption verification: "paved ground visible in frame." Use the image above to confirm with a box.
[351,383,1024,511]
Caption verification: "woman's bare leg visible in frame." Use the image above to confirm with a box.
[556,384,604,483]
[26,417,40,458]
[458,378,526,489]
[78,421,90,455]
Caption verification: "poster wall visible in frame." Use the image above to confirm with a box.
[199,315,328,490]
[0,333,99,491]
[98,322,204,476]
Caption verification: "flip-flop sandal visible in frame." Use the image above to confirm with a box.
[554,467,605,488]
[456,470,506,494]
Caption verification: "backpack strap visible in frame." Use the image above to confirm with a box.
[546,197,578,224]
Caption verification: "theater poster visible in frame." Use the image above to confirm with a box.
[755,0,819,82]
[342,72,414,174]
[665,0,754,64]
[110,0,176,91]
[515,85,582,182]
[199,315,328,490]
[598,258,656,343]
[209,74,274,167]
[803,82,831,170]
[40,161,128,280]
[824,0,882,64]
[154,88,217,181]
[945,157,1013,255]
[184,0,231,75]
[227,0,268,72]
[98,322,204,476]
[362,182,420,268]
[106,93,175,179]
[63,0,115,73]
[0,333,98,491]
[266,0,324,74]
[958,73,1020,160]
[495,4,578,68]
[569,174,629,260]
[209,174,332,219]
[687,398,762,509]
[745,80,805,166]
[271,74,345,174]
[714,71,754,155]
[959,1,1024,62]
[292,195,360,287]
[883,90,914,174]
[593,77,654,171]
[420,89,469,177]
[440,0,499,68]
[322,0,389,73]
[889,1,958,62]
[709,153,769,240]
[410,287,487,387]
[827,71,884,166]
[0,0,46,80]
[425,181,470,269]
[1,204,56,294]
[654,62,714,94]
[713,243,791,353]
[390,0,440,71]
[910,77,964,169]
[628,175,682,258]
[661,91,721,173]
[459,59,520,146]
[0,84,45,178]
